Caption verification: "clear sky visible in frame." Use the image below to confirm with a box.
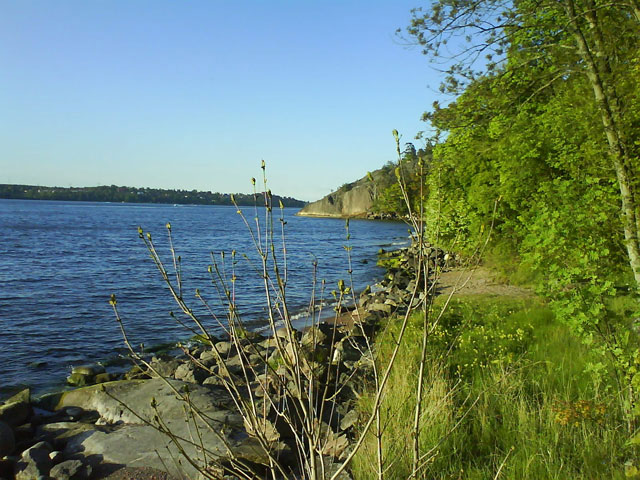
[1,1,444,201]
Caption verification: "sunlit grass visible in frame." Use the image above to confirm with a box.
[351,296,630,479]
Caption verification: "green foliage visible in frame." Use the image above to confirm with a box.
[371,145,430,217]
[376,249,404,270]
[481,240,540,286]
[407,0,640,277]
[372,182,407,215]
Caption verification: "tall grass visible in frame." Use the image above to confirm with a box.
[351,296,629,479]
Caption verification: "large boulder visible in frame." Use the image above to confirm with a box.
[50,378,270,479]
[53,379,235,424]
[36,421,96,451]
[173,362,208,384]
[67,365,106,387]
[14,441,53,480]
[0,388,31,427]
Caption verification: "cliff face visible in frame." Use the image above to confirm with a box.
[297,183,374,218]
[297,157,416,218]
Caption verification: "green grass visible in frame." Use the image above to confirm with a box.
[351,296,631,479]
[480,241,541,287]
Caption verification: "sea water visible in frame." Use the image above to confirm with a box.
[0,199,408,395]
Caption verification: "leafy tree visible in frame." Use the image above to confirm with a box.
[407,0,640,292]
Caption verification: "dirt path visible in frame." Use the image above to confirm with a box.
[435,266,533,298]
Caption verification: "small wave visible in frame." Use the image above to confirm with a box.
[288,300,329,320]
[378,240,410,247]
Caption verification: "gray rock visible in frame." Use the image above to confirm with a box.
[384,297,399,307]
[72,365,105,376]
[248,353,263,365]
[359,295,371,308]
[199,349,218,367]
[53,379,257,478]
[274,326,300,341]
[50,459,91,480]
[321,457,353,479]
[249,342,266,354]
[0,420,15,457]
[340,410,359,431]
[301,326,329,348]
[224,353,244,368]
[188,344,206,358]
[124,364,150,380]
[214,341,234,356]
[333,337,365,364]
[218,362,247,378]
[367,302,392,313]
[93,372,116,384]
[30,440,53,452]
[15,442,52,480]
[148,356,183,378]
[66,372,92,387]
[0,388,31,427]
[174,362,207,384]
[67,365,108,386]
[36,422,96,450]
[250,380,266,398]
[64,407,84,420]
[202,375,225,387]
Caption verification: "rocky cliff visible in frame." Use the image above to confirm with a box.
[296,163,398,218]
[297,182,374,218]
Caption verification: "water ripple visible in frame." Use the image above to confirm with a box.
[0,199,408,396]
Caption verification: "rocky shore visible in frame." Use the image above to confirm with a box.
[0,243,450,480]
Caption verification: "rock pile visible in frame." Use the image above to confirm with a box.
[359,242,453,317]
[0,325,374,479]
[0,387,97,480]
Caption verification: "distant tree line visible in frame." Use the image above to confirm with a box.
[0,184,306,207]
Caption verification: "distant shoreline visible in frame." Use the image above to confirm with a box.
[0,184,307,208]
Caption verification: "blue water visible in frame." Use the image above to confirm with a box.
[0,199,408,395]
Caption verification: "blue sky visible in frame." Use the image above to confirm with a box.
[1,1,445,201]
